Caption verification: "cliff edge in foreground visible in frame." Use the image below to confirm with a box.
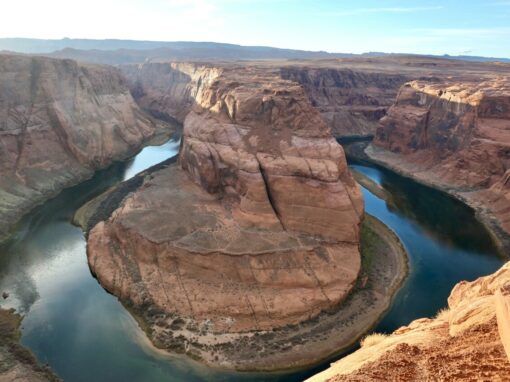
[308,261,510,381]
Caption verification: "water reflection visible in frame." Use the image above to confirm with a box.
[350,162,503,331]
[0,139,503,382]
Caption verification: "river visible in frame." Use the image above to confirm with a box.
[0,139,503,381]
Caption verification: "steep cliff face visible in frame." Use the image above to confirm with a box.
[308,261,510,382]
[0,54,172,241]
[121,62,222,122]
[86,62,365,369]
[369,78,510,244]
[280,67,408,138]
[124,63,409,139]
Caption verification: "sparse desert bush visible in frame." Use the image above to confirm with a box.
[360,333,389,348]
[435,307,450,320]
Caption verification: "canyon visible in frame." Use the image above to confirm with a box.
[0,54,175,243]
[82,62,375,369]
[368,76,510,249]
[306,63,510,381]
[0,50,509,380]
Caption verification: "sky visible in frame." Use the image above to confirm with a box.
[2,0,510,57]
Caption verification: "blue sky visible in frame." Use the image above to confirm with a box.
[3,0,510,57]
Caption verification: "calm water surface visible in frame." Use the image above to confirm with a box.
[0,141,503,381]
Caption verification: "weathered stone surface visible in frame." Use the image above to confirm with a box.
[86,62,364,368]
[369,77,510,246]
[0,54,172,242]
[280,67,407,137]
[308,261,510,382]
[0,308,61,382]
[88,166,361,333]
[496,282,510,362]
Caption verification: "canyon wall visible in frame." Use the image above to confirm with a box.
[121,62,223,123]
[0,54,172,242]
[368,78,510,246]
[280,67,408,138]
[123,62,409,139]
[308,261,510,381]
[86,62,365,369]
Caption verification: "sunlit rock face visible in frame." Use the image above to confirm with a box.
[87,62,364,364]
[308,261,510,382]
[369,78,510,242]
[0,54,169,241]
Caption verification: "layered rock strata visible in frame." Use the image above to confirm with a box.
[280,67,408,138]
[0,54,173,242]
[123,62,407,139]
[86,63,367,368]
[308,261,510,381]
[368,77,510,248]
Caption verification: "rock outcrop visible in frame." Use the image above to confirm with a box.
[308,261,510,381]
[280,67,407,138]
[86,62,365,369]
[0,308,61,382]
[368,77,510,248]
[0,54,173,242]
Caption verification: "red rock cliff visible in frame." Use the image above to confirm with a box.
[0,54,172,241]
[86,62,364,368]
[369,77,510,245]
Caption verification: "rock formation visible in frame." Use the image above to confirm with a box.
[280,67,407,137]
[0,54,173,242]
[123,57,510,140]
[368,77,510,248]
[86,62,365,368]
[307,261,510,381]
[0,308,61,381]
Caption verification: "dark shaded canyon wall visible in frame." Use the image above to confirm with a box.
[280,67,409,138]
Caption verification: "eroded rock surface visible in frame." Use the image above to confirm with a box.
[369,77,510,247]
[0,54,172,242]
[280,67,407,137]
[0,308,61,382]
[87,63,365,368]
[308,261,510,382]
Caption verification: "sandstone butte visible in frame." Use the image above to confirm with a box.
[86,62,366,368]
[367,77,510,249]
[308,261,510,381]
[0,54,174,242]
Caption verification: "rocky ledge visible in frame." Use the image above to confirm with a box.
[82,62,407,369]
[0,308,61,381]
[308,260,510,381]
[0,54,175,243]
[367,77,510,250]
